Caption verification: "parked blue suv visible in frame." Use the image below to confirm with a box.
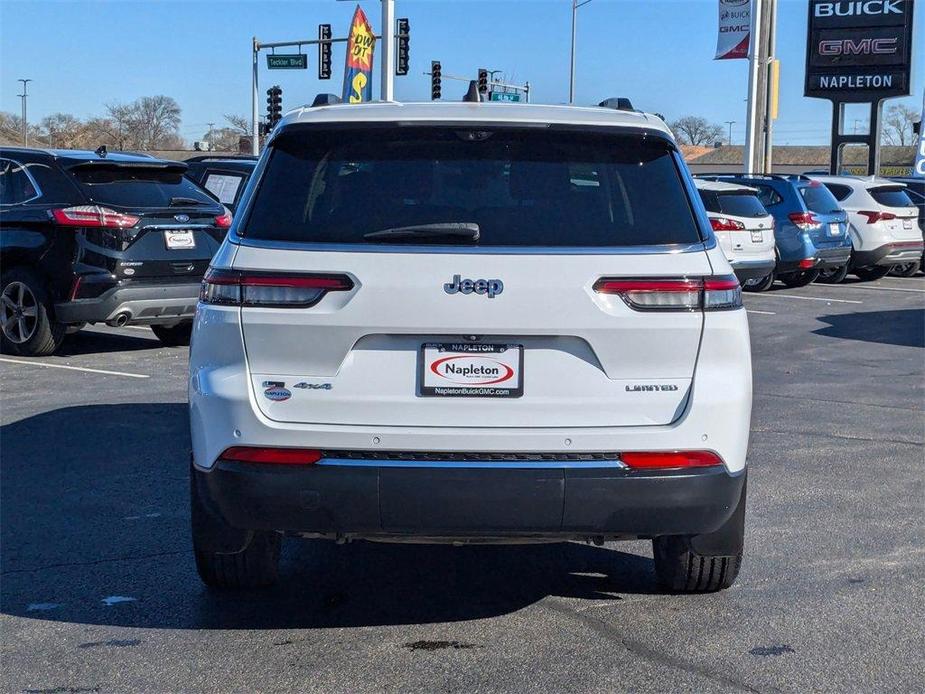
[696,174,852,290]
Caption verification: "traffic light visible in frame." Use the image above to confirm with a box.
[477,68,489,96]
[318,24,332,80]
[396,18,410,76]
[431,61,442,100]
[266,86,283,129]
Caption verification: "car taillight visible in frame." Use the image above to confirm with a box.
[214,210,233,229]
[220,446,322,465]
[593,275,741,312]
[710,217,746,231]
[200,267,354,307]
[620,450,724,470]
[858,210,896,224]
[51,205,140,228]
[788,212,821,230]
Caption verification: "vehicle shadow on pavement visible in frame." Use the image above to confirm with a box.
[813,309,924,349]
[1,404,660,631]
[53,328,161,356]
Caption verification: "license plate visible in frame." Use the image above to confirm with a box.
[164,229,195,249]
[829,223,841,235]
[420,343,523,398]
[903,219,913,230]
[750,231,763,243]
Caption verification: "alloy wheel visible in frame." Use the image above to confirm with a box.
[0,281,39,344]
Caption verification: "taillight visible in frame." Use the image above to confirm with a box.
[710,217,746,231]
[200,267,354,307]
[788,212,821,230]
[621,450,724,470]
[858,210,896,224]
[51,205,140,228]
[214,210,233,229]
[220,446,322,465]
[797,258,816,269]
[593,275,741,312]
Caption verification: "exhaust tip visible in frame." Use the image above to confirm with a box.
[108,312,131,327]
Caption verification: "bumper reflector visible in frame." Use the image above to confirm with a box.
[620,450,724,470]
[220,446,322,465]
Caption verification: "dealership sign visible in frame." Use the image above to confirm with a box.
[715,0,751,60]
[805,0,915,101]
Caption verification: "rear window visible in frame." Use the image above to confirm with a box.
[714,192,767,218]
[869,187,914,208]
[798,183,840,214]
[72,165,216,209]
[243,127,703,247]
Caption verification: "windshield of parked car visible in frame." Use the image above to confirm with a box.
[72,165,216,209]
[242,127,703,247]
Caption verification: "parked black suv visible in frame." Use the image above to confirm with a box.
[0,147,231,355]
[183,155,256,213]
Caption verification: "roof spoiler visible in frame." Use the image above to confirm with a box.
[693,172,814,182]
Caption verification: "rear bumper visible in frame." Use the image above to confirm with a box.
[196,459,746,540]
[729,258,775,282]
[54,282,200,325]
[777,246,852,273]
[853,242,925,268]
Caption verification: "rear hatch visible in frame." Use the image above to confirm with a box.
[700,188,775,259]
[232,124,716,429]
[867,185,921,242]
[68,161,229,281]
[797,181,848,248]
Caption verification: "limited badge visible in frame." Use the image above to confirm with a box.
[263,386,291,402]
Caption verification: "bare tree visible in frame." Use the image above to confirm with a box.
[131,95,182,149]
[224,114,252,136]
[669,115,726,146]
[881,104,918,146]
[39,113,87,149]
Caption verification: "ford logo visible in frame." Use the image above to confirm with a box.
[174,214,191,223]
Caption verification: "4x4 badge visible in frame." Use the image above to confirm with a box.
[444,274,504,299]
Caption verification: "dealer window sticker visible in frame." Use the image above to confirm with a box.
[204,174,243,205]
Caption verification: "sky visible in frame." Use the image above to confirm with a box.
[0,0,922,146]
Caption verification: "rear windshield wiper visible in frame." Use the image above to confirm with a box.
[169,196,209,207]
[362,223,480,242]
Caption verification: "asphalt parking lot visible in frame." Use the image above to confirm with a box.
[1,276,923,694]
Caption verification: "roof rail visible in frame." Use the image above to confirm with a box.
[598,97,635,111]
[184,154,258,163]
[310,93,343,108]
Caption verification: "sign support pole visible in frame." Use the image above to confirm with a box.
[744,0,764,174]
[381,0,395,100]
[252,37,260,156]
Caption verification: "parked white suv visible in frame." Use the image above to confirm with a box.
[189,99,751,593]
[694,178,776,289]
[812,175,924,281]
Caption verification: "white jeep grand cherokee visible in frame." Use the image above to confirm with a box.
[189,98,752,593]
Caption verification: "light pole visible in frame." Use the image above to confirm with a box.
[725,120,736,145]
[207,122,215,151]
[17,79,31,146]
[569,0,593,104]
[380,0,395,101]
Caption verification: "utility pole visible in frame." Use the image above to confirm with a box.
[380,0,395,100]
[761,0,777,172]
[207,122,215,151]
[569,0,593,104]
[251,37,259,156]
[17,79,31,146]
[725,120,736,145]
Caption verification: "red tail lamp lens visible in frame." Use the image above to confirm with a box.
[621,451,724,469]
[220,447,322,465]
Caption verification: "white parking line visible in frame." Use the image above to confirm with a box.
[747,309,777,315]
[750,293,863,304]
[0,357,149,379]
[837,284,925,294]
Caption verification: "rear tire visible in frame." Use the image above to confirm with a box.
[853,266,890,281]
[0,268,66,357]
[191,466,281,589]
[816,264,849,284]
[652,477,746,593]
[779,270,819,288]
[151,322,192,347]
[743,271,775,292]
[889,262,921,277]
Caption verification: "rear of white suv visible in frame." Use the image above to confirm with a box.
[814,175,924,281]
[694,178,776,288]
[189,101,751,593]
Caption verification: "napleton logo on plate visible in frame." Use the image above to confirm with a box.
[429,355,515,386]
